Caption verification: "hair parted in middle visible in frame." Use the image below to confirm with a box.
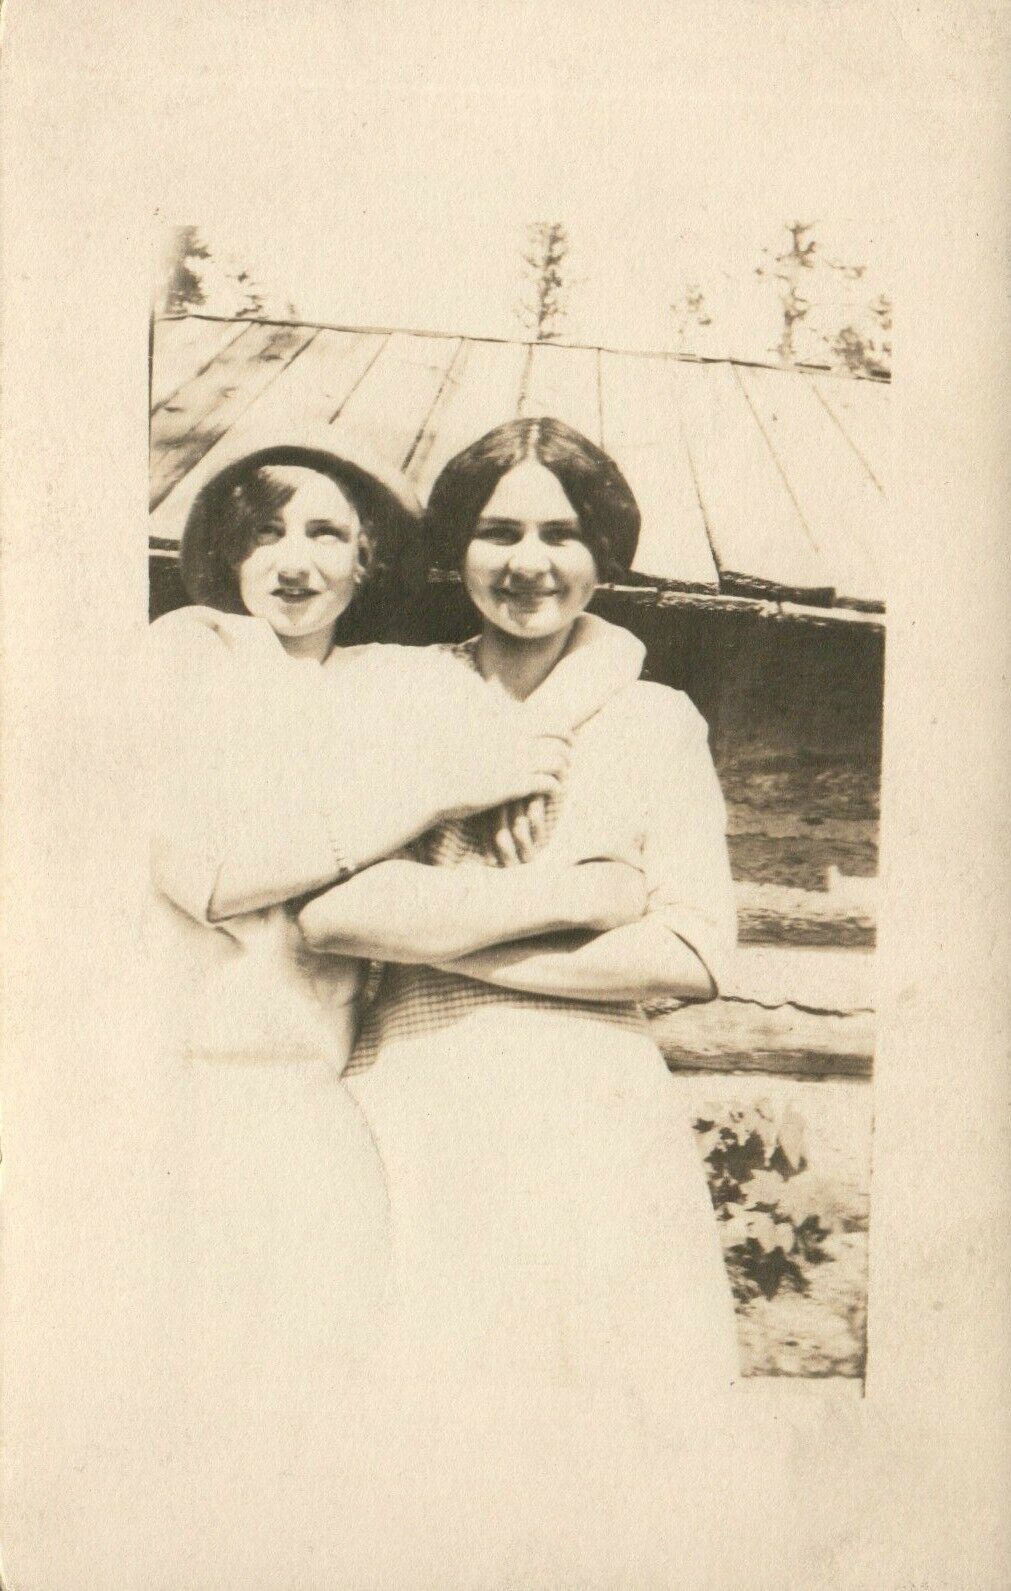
[423,417,641,582]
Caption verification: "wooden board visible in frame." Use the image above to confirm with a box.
[149,322,316,510]
[407,337,527,504]
[326,331,461,471]
[673,361,834,601]
[719,945,873,1013]
[735,881,875,948]
[600,352,720,589]
[519,341,601,440]
[736,365,884,607]
[654,1000,874,1079]
[151,317,248,410]
[150,329,384,543]
[811,377,889,495]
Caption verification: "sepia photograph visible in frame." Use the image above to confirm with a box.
[2,3,1007,1587]
[140,203,886,1574]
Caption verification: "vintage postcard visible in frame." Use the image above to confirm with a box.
[1,2,1007,1586]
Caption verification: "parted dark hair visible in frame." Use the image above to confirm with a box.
[179,444,420,615]
[424,417,641,581]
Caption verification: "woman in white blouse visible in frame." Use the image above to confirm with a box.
[299,420,740,1513]
[146,442,648,1579]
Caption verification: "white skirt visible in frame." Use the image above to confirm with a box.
[348,1001,738,1438]
[146,1051,393,1584]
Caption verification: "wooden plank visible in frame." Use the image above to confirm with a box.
[149,322,317,510]
[778,600,885,627]
[811,377,890,495]
[326,331,461,471]
[149,329,384,542]
[718,946,873,1013]
[600,352,720,589]
[151,317,248,410]
[735,366,885,607]
[407,337,527,503]
[519,342,601,440]
[673,362,835,601]
[653,1000,874,1080]
[735,881,875,948]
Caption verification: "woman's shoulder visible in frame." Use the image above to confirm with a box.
[149,604,251,657]
[614,680,711,747]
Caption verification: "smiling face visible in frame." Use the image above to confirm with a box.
[461,459,599,642]
[235,466,367,649]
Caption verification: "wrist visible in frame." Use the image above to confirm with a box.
[554,863,604,930]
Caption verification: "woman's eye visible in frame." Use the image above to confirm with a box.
[475,524,518,545]
[253,525,283,545]
[308,525,351,542]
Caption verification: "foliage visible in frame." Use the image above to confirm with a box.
[155,226,297,320]
[517,222,571,342]
[670,282,713,351]
[755,220,891,376]
[692,1098,867,1304]
[672,219,891,378]
[160,225,210,315]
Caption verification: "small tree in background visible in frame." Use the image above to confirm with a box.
[160,225,210,314]
[755,220,818,366]
[517,222,571,342]
[155,225,297,320]
[827,291,891,379]
[756,222,891,376]
[670,281,714,353]
[671,220,890,378]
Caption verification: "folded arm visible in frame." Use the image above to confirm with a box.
[149,618,571,926]
[435,920,716,1004]
[438,692,737,1005]
[298,859,646,962]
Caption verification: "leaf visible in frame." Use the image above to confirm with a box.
[775,1106,808,1174]
[773,1217,797,1255]
[693,1128,722,1162]
[743,1170,785,1210]
[719,1212,751,1250]
[745,1213,782,1254]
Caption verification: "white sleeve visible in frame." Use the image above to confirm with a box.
[148,611,353,924]
[639,689,738,992]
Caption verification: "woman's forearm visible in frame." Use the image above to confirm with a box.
[202,770,466,922]
[437,920,717,1004]
[297,861,578,960]
[297,860,646,962]
[201,725,572,923]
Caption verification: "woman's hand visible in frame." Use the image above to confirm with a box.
[438,725,573,820]
[563,860,649,932]
[490,795,549,865]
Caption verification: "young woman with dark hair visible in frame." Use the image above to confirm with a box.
[299,419,739,1474]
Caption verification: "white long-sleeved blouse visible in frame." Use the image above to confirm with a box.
[145,605,645,1067]
[348,648,738,1072]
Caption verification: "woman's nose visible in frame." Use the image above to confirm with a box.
[276,535,312,578]
[508,528,552,574]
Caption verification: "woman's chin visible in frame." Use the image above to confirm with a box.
[490,606,572,643]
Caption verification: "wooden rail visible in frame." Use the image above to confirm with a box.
[651,946,874,1081]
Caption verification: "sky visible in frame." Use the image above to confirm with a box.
[153,0,900,361]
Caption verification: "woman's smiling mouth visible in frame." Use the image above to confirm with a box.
[495,586,560,603]
[274,588,317,605]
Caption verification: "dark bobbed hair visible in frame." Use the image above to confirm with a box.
[179,444,420,616]
[424,417,641,582]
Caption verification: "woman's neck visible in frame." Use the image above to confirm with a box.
[275,626,337,665]
[474,625,575,700]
